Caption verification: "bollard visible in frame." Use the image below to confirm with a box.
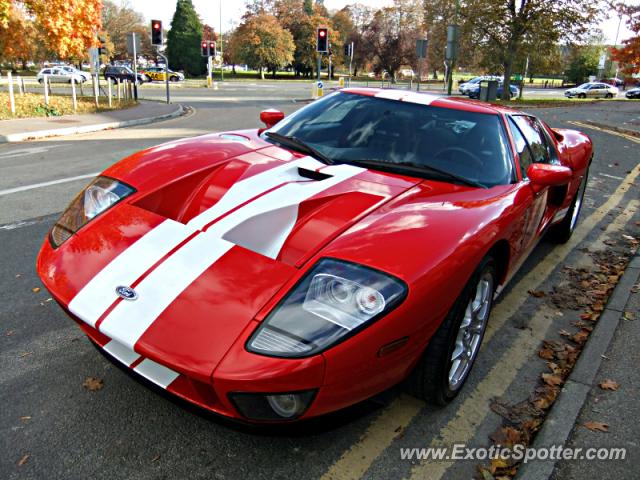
[16,75,23,95]
[117,78,121,102]
[107,80,112,107]
[71,77,77,112]
[44,75,49,105]
[8,72,16,115]
[20,77,25,95]
[92,76,98,107]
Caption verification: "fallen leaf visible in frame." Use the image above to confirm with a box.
[6,330,15,336]
[623,311,636,321]
[17,454,29,466]
[31,287,40,293]
[489,458,510,474]
[20,416,31,421]
[394,425,403,433]
[538,348,554,360]
[572,330,590,345]
[528,290,546,298]
[559,329,572,337]
[490,426,522,447]
[631,284,639,293]
[18,352,32,358]
[478,467,495,480]
[580,312,595,321]
[15,273,22,278]
[542,373,563,386]
[151,454,161,463]
[599,379,620,391]
[547,362,563,375]
[583,421,609,432]
[83,377,104,391]
[533,396,552,410]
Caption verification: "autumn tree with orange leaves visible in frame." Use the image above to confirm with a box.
[610,3,640,76]
[0,0,102,64]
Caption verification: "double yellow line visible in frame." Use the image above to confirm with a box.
[321,129,639,480]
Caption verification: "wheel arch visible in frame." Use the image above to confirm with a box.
[485,239,510,286]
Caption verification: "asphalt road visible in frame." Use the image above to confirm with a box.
[1,90,639,480]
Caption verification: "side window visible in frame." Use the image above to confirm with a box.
[512,115,550,164]
[536,120,560,164]
[507,117,534,178]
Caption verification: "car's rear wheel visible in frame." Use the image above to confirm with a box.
[170,75,179,82]
[407,256,496,405]
[549,167,589,243]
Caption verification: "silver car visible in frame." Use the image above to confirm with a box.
[564,82,618,99]
[37,67,86,84]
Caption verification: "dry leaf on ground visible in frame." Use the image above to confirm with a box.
[17,454,30,466]
[83,377,104,391]
[31,287,40,293]
[583,421,609,432]
[599,379,620,391]
[542,373,563,387]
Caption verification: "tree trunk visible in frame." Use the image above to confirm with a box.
[502,58,514,101]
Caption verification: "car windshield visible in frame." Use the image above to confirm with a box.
[265,91,514,187]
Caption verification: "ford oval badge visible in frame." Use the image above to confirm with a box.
[115,285,138,301]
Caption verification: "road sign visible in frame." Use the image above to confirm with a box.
[317,81,324,97]
[126,33,141,56]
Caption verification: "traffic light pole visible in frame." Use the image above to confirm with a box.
[157,51,170,104]
[317,55,321,81]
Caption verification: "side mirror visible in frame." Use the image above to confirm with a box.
[526,163,572,187]
[260,109,285,129]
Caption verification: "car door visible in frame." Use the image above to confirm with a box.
[506,115,554,254]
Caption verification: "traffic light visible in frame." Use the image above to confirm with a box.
[208,41,217,57]
[317,27,328,53]
[201,41,209,57]
[151,20,163,46]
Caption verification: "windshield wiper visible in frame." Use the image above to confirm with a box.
[265,132,334,165]
[336,159,486,188]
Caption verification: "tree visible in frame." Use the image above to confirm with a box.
[102,1,155,61]
[0,3,38,68]
[235,13,295,79]
[364,4,421,81]
[461,0,605,99]
[166,0,206,75]
[2,0,102,60]
[565,40,602,84]
[610,3,640,76]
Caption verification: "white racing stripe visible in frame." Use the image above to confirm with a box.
[374,90,439,105]
[98,161,364,349]
[133,359,180,388]
[103,339,141,366]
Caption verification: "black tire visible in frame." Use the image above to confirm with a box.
[548,167,589,244]
[605,93,613,98]
[407,256,496,405]
[38,78,43,84]
[578,93,586,99]
[170,75,179,82]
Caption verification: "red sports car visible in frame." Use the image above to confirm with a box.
[37,89,592,423]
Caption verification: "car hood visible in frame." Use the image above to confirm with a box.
[39,131,420,382]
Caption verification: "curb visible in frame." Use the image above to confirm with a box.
[0,103,185,143]
[516,252,640,480]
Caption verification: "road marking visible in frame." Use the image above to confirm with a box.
[0,173,98,196]
[0,145,63,159]
[599,173,626,180]
[567,121,640,144]
[0,220,39,230]
[320,163,639,480]
[408,199,639,480]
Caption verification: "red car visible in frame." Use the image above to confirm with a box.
[37,89,592,423]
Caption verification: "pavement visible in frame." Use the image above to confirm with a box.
[0,87,639,480]
[0,100,184,143]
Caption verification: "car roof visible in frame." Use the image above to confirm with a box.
[340,88,522,116]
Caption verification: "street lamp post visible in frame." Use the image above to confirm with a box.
[220,0,224,82]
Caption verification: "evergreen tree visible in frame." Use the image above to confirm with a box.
[166,0,205,76]
[303,0,313,15]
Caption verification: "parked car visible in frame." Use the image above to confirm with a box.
[60,66,91,82]
[458,76,501,95]
[140,66,184,82]
[564,82,618,98]
[103,65,147,85]
[36,67,86,84]
[625,87,640,99]
[467,82,519,99]
[37,88,592,422]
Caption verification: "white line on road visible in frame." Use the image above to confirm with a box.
[599,172,626,180]
[0,173,98,196]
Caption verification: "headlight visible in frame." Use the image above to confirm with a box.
[247,259,407,358]
[49,176,135,248]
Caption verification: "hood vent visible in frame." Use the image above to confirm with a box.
[297,167,333,181]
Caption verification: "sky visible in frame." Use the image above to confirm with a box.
[131,0,636,44]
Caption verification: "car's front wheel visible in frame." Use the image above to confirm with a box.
[578,93,586,99]
[605,92,613,98]
[408,256,496,405]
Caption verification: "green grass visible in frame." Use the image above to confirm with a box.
[0,92,137,120]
